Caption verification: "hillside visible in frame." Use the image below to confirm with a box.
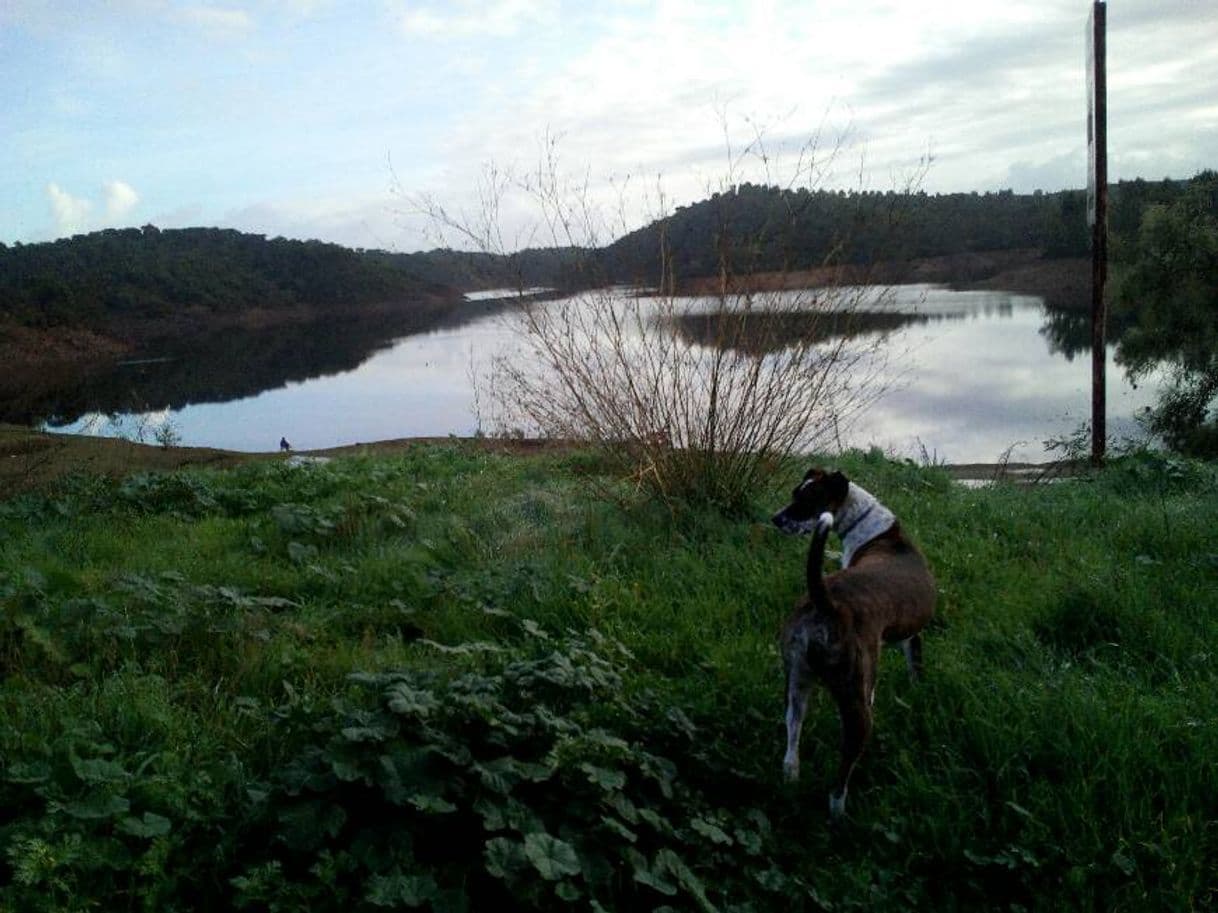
[385,175,1195,295]
[0,175,1202,380]
[600,175,1191,290]
[0,227,460,365]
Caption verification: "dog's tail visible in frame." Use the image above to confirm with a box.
[806,511,834,612]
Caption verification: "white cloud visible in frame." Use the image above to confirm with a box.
[45,180,141,237]
[104,180,140,219]
[220,191,413,250]
[399,0,553,38]
[178,5,255,38]
[47,183,92,235]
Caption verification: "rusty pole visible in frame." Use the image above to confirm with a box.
[1087,1,1108,467]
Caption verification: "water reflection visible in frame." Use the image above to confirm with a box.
[668,310,965,355]
[8,285,1166,462]
[3,297,525,428]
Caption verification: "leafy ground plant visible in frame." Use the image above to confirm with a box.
[1,445,1217,910]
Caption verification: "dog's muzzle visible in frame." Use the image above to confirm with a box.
[772,509,834,537]
[772,510,816,536]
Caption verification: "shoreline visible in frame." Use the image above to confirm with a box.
[1,423,1079,496]
[2,251,1090,375]
[672,250,1091,310]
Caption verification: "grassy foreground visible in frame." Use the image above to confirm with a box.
[1,444,1216,911]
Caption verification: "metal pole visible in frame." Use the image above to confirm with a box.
[1088,1,1108,467]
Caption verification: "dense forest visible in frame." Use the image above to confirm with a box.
[0,226,456,333]
[596,175,1201,287]
[0,176,1201,333]
[361,174,1201,291]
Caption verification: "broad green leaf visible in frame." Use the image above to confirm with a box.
[753,867,790,893]
[555,881,581,901]
[609,793,639,823]
[638,807,672,833]
[287,541,318,564]
[633,866,677,896]
[366,871,437,907]
[341,725,392,743]
[408,794,457,814]
[599,816,637,843]
[330,759,363,782]
[474,797,507,831]
[118,812,172,839]
[71,756,128,784]
[5,761,50,784]
[1112,849,1136,876]
[580,763,626,792]
[656,849,717,913]
[386,682,439,718]
[523,832,582,881]
[733,827,763,856]
[474,759,516,796]
[691,817,733,846]
[484,837,526,879]
[62,792,130,820]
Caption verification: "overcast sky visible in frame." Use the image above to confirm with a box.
[2,0,1215,252]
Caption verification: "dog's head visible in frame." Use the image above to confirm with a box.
[772,468,849,535]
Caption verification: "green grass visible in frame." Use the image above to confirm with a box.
[1,444,1216,911]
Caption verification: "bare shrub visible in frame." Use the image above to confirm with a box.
[411,123,922,512]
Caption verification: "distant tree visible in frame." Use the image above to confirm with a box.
[1042,191,1089,258]
[1114,171,1218,454]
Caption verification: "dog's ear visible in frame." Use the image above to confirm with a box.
[826,471,849,503]
[803,467,824,481]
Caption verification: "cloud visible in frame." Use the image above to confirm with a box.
[399,0,553,38]
[219,192,411,250]
[178,5,255,38]
[104,180,140,219]
[45,180,141,237]
[1000,151,1085,194]
[47,183,92,235]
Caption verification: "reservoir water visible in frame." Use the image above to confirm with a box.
[35,285,1159,464]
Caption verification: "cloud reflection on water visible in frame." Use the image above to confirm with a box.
[42,285,1159,463]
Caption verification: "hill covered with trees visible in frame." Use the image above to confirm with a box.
[0,175,1206,374]
[0,226,458,337]
[378,175,1199,296]
[598,175,1196,290]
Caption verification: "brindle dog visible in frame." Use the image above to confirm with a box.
[772,468,935,818]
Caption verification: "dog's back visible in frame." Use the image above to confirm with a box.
[828,524,935,645]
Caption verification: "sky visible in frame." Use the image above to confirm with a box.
[2,0,1216,252]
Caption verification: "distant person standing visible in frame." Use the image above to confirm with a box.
[280,437,291,452]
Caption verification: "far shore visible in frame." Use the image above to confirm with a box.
[673,250,1090,310]
[2,250,1091,379]
[1,423,1080,497]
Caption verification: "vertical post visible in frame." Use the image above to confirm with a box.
[1086,1,1108,466]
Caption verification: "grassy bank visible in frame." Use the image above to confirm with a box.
[1,445,1216,910]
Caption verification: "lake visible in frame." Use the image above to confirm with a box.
[33,284,1160,464]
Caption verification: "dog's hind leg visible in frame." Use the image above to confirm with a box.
[902,634,924,682]
[830,692,873,819]
[783,675,812,783]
